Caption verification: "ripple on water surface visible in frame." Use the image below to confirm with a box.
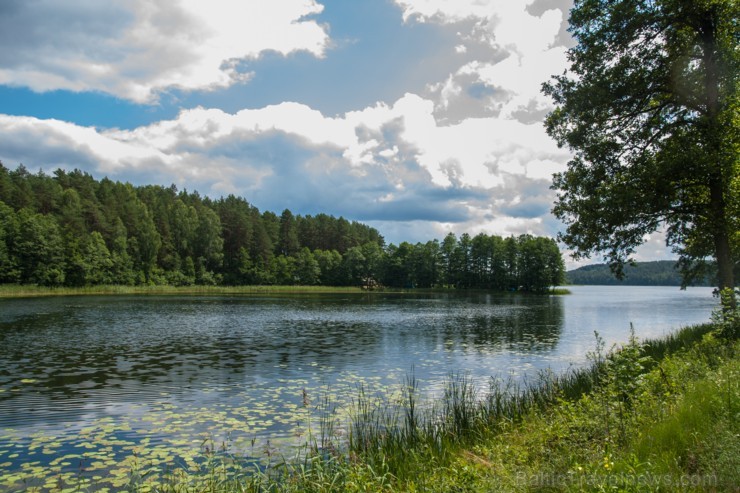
[0,288,716,490]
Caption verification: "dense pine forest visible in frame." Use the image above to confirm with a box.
[0,163,564,292]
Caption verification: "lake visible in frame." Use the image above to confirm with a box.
[0,285,717,489]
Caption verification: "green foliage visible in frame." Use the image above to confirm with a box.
[543,0,740,291]
[278,209,300,257]
[586,328,655,449]
[0,200,20,282]
[379,234,564,292]
[712,287,740,338]
[0,163,565,291]
[294,248,321,285]
[0,164,388,288]
[15,208,66,286]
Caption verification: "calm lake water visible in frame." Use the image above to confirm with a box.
[0,286,717,489]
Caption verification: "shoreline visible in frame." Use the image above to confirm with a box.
[0,284,571,299]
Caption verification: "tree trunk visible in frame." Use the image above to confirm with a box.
[701,10,736,309]
[712,216,735,292]
[709,174,734,293]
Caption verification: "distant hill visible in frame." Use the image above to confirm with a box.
[566,260,713,286]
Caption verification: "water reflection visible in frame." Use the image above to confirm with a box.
[442,294,564,353]
[0,294,565,416]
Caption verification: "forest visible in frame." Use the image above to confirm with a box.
[0,163,564,292]
[566,261,714,287]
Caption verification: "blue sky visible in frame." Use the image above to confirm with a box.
[0,0,673,265]
[0,0,458,128]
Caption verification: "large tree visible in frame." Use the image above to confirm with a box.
[543,0,739,294]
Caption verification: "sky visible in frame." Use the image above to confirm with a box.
[0,0,673,267]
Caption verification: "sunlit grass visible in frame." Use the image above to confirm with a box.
[0,284,571,299]
[550,287,572,295]
[0,284,369,298]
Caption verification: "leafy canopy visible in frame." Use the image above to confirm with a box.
[543,0,739,288]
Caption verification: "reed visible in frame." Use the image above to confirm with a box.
[641,322,716,361]
[549,287,572,295]
[0,283,572,299]
[332,322,727,483]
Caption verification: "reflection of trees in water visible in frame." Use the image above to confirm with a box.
[437,293,564,354]
[0,294,564,428]
[0,297,386,410]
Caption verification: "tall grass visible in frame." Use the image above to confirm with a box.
[0,284,572,299]
[641,322,716,361]
[339,367,599,483]
[314,322,729,485]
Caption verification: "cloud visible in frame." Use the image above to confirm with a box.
[0,114,166,171]
[425,70,507,125]
[0,0,679,269]
[394,0,559,52]
[393,0,568,125]
[526,0,575,48]
[0,85,569,241]
[0,0,329,102]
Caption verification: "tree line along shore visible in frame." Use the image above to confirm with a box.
[0,163,564,293]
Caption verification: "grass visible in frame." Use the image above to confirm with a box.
[101,320,737,493]
[0,284,572,299]
[0,284,370,298]
[550,287,572,295]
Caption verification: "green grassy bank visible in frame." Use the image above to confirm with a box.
[103,321,736,493]
[0,284,368,298]
[0,284,569,298]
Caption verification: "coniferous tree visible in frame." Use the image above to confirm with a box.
[0,201,20,283]
[0,164,564,291]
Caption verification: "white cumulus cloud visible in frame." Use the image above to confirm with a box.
[0,0,329,102]
[396,0,567,125]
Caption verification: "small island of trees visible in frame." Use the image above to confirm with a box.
[0,163,565,293]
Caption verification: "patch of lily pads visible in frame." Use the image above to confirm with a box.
[0,369,406,492]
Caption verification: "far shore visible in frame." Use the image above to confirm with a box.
[0,284,571,298]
